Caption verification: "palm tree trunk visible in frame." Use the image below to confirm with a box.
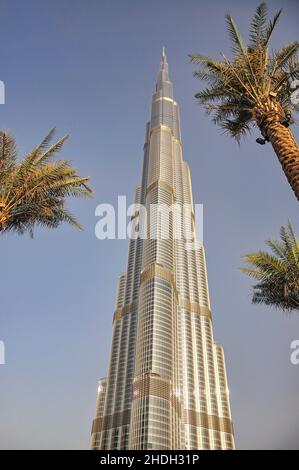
[266,119,299,201]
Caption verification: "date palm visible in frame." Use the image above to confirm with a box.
[190,2,299,200]
[0,128,93,235]
[241,222,299,312]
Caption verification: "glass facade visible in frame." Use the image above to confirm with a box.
[91,50,235,450]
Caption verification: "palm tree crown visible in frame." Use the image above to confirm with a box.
[190,2,299,200]
[241,222,299,312]
[0,128,93,235]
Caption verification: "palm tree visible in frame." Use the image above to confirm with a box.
[241,222,299,312]
[0,128,93,235]
[190,2,299,200]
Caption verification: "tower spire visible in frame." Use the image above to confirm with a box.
[156,47,171,95]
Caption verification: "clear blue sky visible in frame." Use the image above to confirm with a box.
[0,0,298,449]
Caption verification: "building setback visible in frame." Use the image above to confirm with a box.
[91,49,235,450]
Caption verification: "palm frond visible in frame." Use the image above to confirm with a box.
[0,129,93,236]
[36,134,69,165]
[220,113,252,143]
[37,127,56,152]
[225,13,247,57]
[265,238,287,261]
[189,54,218,65]
[0,131,17,171]
[270,42,299,76]
[252,280,299,311]
[194,85,231,102]
[287,220,298,248]
[264,8,282,45]
[241,223,299,313]
[249,2,268,45]
[242,251,287,278]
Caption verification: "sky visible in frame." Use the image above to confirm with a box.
[0,0,298,450]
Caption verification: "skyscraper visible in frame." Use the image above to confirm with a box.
[91,50,235,450]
